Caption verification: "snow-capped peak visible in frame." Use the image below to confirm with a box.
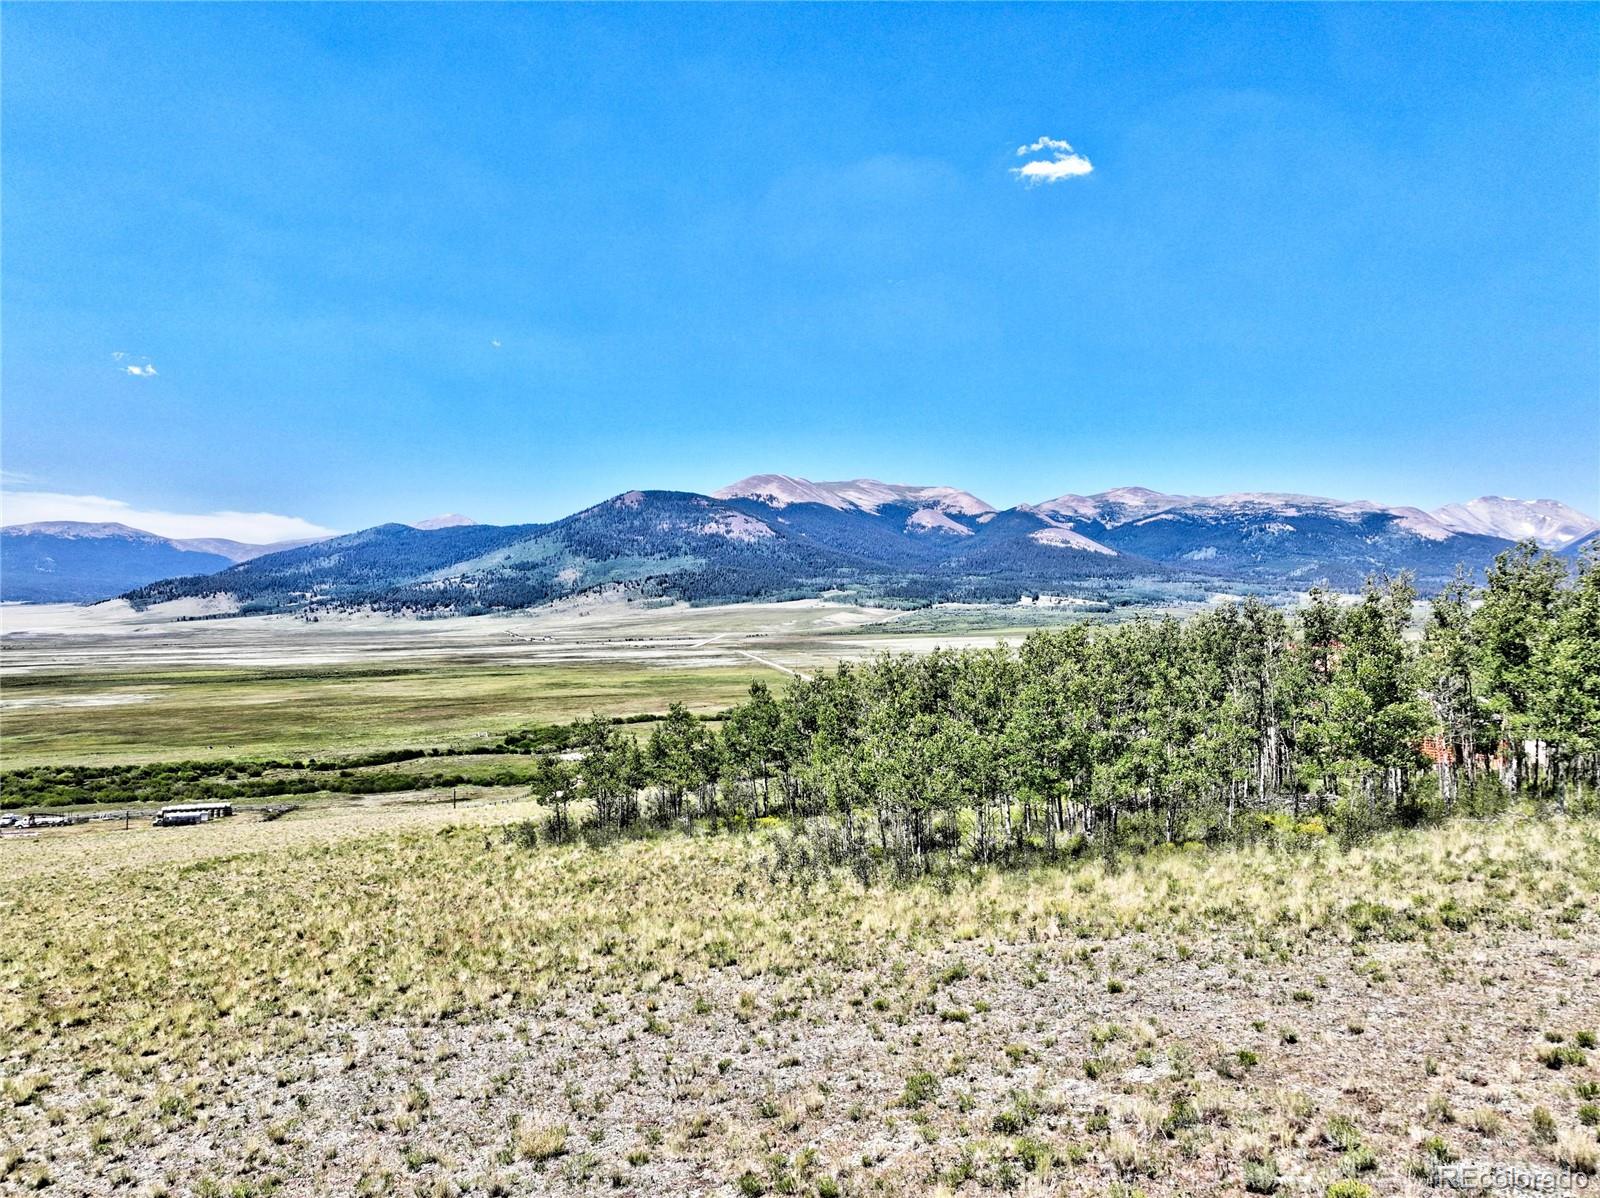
[1,520,162,541]
[1099,486,1184,504]
[411,514,478,530]
[1028,513,1119,555]
[715,475,995,517]
[1029,526,1119,556]
[1028,488,1460,539]
[1430,497,1600,551]
[823,479,996,516]
[1179,493,1456,541]
[713,475,854,510]
[714,478,1600,549]
[905,508,975,536]
[1029,488,1193,527]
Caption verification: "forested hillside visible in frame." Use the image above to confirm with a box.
[1062,505,1516,589]
[124,491,1172,613]
[123,522,542,612]
[113,481,1594,615]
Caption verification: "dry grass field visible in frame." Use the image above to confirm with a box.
[0,599,1084,767]
[3,800,1597,1197]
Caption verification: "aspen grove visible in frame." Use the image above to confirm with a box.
[544,543,1600,875]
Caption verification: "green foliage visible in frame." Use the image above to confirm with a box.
[899,1072,938,1110]
[1242,1157,1279,1194]
[1538,1045,1587,1070]
[2,709,710,809]
[1325,1183,1374,1198]
[989,1091,1040,1134]
[694,562,1597,870]
[1531,1106,1557,1143]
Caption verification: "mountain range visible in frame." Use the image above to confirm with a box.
[0,522,321,604]
[3,481,1594,609]
[0,477,1563,614]
[0,516,469,604]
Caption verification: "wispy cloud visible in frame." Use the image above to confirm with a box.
[1016,137,1075,157]
[1011,135,1094,185]
[0,491,338,544]
[112,351,158,377]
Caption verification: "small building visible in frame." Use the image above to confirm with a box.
[153,802,233,827]
[1019,593,1109,610]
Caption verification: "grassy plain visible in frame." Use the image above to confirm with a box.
[2,801,1597,1196]
[5,596,1201,768]
[0,599,885,767]
[0,661,767,766]
[2,597,1238,768]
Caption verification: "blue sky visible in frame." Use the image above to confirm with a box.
[3,3,1596,538]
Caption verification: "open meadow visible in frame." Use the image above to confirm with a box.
[0,598,1113,768]
[2,799,1597,1197]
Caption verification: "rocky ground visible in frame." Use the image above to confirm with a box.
[3,814,1598,1197]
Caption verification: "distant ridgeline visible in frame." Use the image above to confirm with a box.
[31,479,1600,613]
[0,522,322,604]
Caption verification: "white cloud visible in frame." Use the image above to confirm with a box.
[113,352,157,376]
[1011,135,1094,185]
[1015,136,1075,157]
[1013,156,1094,183]
[0,490,339,544]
